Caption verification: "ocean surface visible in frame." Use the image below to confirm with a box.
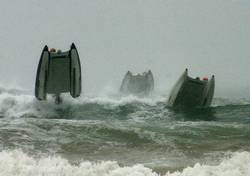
[0,88,249,176]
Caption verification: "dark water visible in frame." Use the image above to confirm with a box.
[0,89,249,175]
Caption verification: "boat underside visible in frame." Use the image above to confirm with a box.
[168,69,215,108]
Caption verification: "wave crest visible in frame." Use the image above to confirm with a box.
[165,151,250,176]
[0,92,166,119]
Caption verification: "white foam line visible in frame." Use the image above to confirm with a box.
[0,92,167,118]
[0,150,250,176]
[165,151,250,176]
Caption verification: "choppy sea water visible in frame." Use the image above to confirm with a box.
[0,88,249,176]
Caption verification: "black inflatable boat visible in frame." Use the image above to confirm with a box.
[167,69,215,108]
[35,43,81,103]
[120,70,154,96]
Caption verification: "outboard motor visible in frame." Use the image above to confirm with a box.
[35,43,82,104]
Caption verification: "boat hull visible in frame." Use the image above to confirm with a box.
[120,70,154,96]
[35,43,81,100]
[167,69,215,108]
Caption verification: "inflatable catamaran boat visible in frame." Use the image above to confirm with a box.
[120,70,154,96]
[167,69,215,108]
[35,43,81,104]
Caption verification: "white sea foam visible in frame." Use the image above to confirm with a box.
[0,150,250,176]
[75,94,167,106]
[0,92,58,118]
[165,151,250,176]
[0,150,157,176]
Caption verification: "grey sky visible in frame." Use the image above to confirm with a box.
[0,0,249,97]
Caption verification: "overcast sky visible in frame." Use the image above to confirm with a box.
[0,0,249,98]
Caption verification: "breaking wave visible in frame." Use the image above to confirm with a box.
[0,89,167,119]
[0,150,250,176]
[0,87,249,119]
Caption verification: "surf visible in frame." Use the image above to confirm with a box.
[0,150,249,176]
